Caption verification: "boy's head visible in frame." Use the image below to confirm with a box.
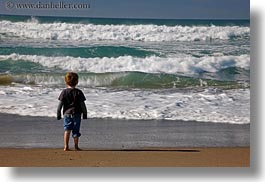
[65,72,79,87]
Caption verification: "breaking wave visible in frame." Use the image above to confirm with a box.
[0,19,250,42]
[0,54,250,75]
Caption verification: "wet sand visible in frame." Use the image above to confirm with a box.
[0,113,250,148]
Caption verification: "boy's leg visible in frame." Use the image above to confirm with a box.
[64,130,71,151]
[74,137,81,150]
[72,114,82,150]
[63,115,74,151]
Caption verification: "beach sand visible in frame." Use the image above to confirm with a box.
[0,113,250,167]
[0,147,249,167]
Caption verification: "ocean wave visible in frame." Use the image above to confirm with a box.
[0,20,250,42]
[0,72,246,89]
[0,54,250,75]
[0,46,160,58]
[0,15,250,26]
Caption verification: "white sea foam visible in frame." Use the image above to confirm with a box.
[0,20,249,42]
[0,85,250,124]
[0,54,250,75]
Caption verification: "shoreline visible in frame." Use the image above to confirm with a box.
[0,113,250,148]
[0,147,250,167]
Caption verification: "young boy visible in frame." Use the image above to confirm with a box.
[57,72,87,151]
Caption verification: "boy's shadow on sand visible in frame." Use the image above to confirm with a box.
[11,11,260,180]
[72,149,200,152]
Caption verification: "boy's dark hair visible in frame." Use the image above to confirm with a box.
[65,72,79,87]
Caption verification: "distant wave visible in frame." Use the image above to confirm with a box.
[0,20,250,42]
[0,15,250,26]
[0,54,250,75]
[0,46,161,58]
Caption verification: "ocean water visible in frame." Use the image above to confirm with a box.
[0,15,250,124]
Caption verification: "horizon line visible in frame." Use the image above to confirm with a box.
[0,13,250,21]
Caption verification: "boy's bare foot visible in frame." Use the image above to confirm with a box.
[75,146,82,151]
[64,146,70,151]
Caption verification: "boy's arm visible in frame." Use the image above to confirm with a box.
[57,101,63,120]
[80,101,87,119]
